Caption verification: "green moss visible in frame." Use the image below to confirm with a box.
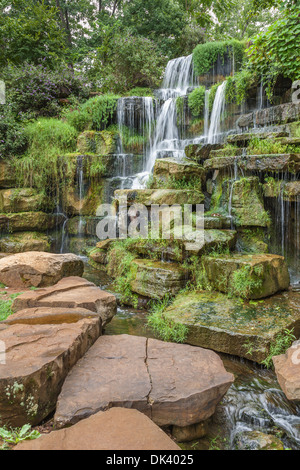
[193,40,245,76]
[188,86,206,117]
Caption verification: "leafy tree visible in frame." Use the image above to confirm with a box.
[0,0,66,67]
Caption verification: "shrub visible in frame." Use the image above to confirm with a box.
[2,63,89,119]
[81,94,120,131]
[188,86,206,117]
[193,40,245,77]
[0,108,27,158]
[262,329,296,369]
[225,69,257,105]
[127,88,154,97]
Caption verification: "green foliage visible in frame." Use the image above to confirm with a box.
[13,118,77,201]
[225,69,256,105]
[262,329,296,369]
[248,138,288,155]
[0,108,27,158]
[229,265,263,299]
[0,424,40,450]
[91,32,166,93]
[246,2,300,99]
[193,40,245,76]
[147,295,188,343]
[106,241,139,307]
[0,293,21,322]
[81,94,120,131]
[2,62,89,120]
[188,86,206,117]
[127,88,154,98]
[0,0,66,67]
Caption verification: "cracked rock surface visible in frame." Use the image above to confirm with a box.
[54,334,234,429]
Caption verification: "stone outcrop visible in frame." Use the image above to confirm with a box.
[202,253,290,299]
[162,290,300,363]
[12,276,117,327]
[0,188,43,213]
[0,312,101,427]
[204,154,300,173]
[234,431,284,451]
[15,408,180,451]
[236,102,300,130]
[0,252,84,288]
[153,158,205,185]
[130,259,190,299]
[54,335,234,429]
[0,212,64,233]
[114,188,204,206]
[273,341,300,402]
[0,232,51,253]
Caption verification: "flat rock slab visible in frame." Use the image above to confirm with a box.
[203,253,290,299]
[0,316,101,427]
[16,408,180,451]
[114,188,204,206]
[162,290,300,363]
[54,334,234,429]
[204,154,300,173]
[12,277,117,327]
[0,252,84,288]
[273,341,300,402]
[2,307,100,326]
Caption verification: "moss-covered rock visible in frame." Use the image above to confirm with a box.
[0,188,44,213]
[204,154,300,173]
[0,161,16,189]
[0,232,50,253]
[77,130,118,155]
[153,158,205,186]
[114,189,204,206]
[162,290,300,363]
[202,253,290,299]
[130,259,190,300]
[234,431,284,450]
[185,143,223,163]
[236,228,269,254]
[0,212,64,233]
[65,183,104,217]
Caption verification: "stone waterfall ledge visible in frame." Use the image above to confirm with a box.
[114,188,205,206]
[153,158,205,184]
[0,232,51,253]
[161,290,300,363]
[236,102,300,130]
[54,334,234,429]
[0,212,65,233]
[204,154,300,173]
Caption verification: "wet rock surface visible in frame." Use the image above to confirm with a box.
[54,334,234,429]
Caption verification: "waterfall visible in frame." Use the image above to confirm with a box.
[207,81,227,144]
[204,89,210,141]
[161,54,198,95]
[77,155,85,235]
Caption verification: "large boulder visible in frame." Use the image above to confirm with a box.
[273,341,300,402]
[0,311,101,427]
[202,253,290,299]
[0,252,84,288]
[161,290,300,363]
[153,158,205,185]
[54,334,234,429]
[15,408,180,451]
[12,276,117,327]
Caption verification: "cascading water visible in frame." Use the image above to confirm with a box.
[77,155,85,235]
[207,81,227,144]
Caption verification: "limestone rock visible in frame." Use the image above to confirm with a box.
[12,276,117,327]
[0,161,15,189]
[234,431,284,450]
[0,188,43,213]
[203,253,290,300]
[273,341,300,402]
[0,316,101,427]
[162,290,300,363]
[15,408,180,450]
[204,154,300,173]
[54,335,234,429]
[153,158,205,185]
[77,130,118,155]
[185,143,223,163]
[114,188,204,206]
[0,232,51,253]
[0,212,64,233]
[130,259,189,300]
[0,252,84,288]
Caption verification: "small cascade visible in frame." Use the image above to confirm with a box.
[204,89,210,141]
[207,81,227,144]
[77,155,85,236]
[228,157,239,228]
[160,54,198,96]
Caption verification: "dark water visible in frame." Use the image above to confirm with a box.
[83,261,300,450]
